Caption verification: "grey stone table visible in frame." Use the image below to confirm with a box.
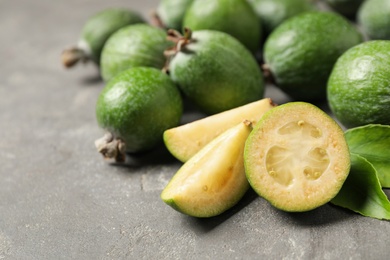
[0,0,389,259]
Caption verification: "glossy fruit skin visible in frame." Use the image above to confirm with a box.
[358,0,390,40]
[183,0,261,52]
[248,0,314,37]
[156,0,193,31]
[168,30,265,115]
[326,0,364,19]
[327,41,390,128]
[80,8,145,63]
[96,67,183,153]
[264,11,362,101]
[100,24,173,82]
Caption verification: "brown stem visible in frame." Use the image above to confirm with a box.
[162,27,193,73]
[95,132,126,162]
[61,47,88,68]
[150,10,165,29]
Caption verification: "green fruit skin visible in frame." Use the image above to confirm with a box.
[100,24,173,82]
[81,8,145,63]
[183,0,261,52]
[168,30,265,115]
[327,40,390,128]
[156,0,193,31]
[96,67,183,153]
[358,0,390,40]
[248,0,315,37]
[264,11,363,101]
[326,0,364,18]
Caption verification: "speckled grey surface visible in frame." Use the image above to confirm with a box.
[0,0,389,259]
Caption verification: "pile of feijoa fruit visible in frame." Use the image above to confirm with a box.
[62,0,390,220]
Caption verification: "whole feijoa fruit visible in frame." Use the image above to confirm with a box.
[165,29,265,115]
[182,0,261,52]
[326,0,364,19]
[95,67,183,162]
[327,40,390,128]
[247,0,315,37]
[245,102,350,212]
[263,11,362,101]
[358,0,390,40]
[61,8,145,68]
[100,24,173,82]
[155,0,193,31]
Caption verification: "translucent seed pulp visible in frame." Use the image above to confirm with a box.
[265,120,330,186]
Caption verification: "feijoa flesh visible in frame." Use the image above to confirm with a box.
[61,8,145,68]
[358,0,390,40]
[161,121,252,218]
[327,40,390,128]
[248,0,315,37]
[164,98,275,162]
[165,29,265,115]
[95,67,183,162]
[155,0,193,31]
[263,11,362,101]
[244,102,350,212]
[100,24,173,82]
[182,0,261,52]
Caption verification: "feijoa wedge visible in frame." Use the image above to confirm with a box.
[61,8,145,68]
[161,121,252,218]
[164,98,275,162]
[244,102,350,212]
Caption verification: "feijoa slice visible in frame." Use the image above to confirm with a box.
[161,121,252,218]
[100,24,173,82]
[244,102,350,212]
[166,29,265,114]
[95,67,183,162]
[164,98,275,162]
[61,8,145,67]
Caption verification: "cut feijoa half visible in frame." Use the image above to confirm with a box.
[161,121,253,218]
[244,102,350,212]
[164,98,276,162]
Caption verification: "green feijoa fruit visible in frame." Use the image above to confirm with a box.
[166,29,265,115]
[247,0,315,37]
[155,0,193,31]
[263,11,362,101]
[327,40,390,128]
[358,0,390,40]
[61,8,145,68]
[245,102,351,212]
[100,24,173,82]
[325,0,364,19]
[182,0,261,52]
[95,67,183,162]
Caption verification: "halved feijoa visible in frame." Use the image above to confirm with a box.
[244,102,350,212]
[164,98,276,162]
[161,121,253,218]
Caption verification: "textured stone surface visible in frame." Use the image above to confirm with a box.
[0,0,389,259]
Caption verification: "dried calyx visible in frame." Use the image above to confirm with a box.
[95,132,126,162]
[61,47,89,68]
[163,27,193,73]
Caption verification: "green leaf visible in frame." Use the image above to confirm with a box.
[331,153,390,220]
[345,124,390,188]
